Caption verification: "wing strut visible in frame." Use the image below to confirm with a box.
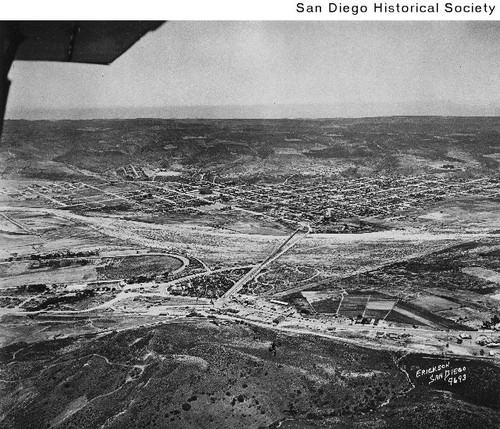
[0,22,25,139]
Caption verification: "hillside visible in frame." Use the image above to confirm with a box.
[1,117,500,180]
[1,319,499,429]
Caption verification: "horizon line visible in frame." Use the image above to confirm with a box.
[5,114,500,122]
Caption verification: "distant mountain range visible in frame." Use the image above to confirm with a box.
[7,101,500,120]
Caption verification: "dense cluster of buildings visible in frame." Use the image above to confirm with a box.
[7,172,499,233]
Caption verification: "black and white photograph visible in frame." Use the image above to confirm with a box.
[1,18,500,429]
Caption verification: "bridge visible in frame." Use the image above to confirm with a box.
[218,224,311,304]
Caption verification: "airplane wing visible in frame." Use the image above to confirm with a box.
[0,21,164,139]
[12,21,164,65]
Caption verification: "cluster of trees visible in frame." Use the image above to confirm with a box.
[482,315,500,330]
[29,249,99,260]
[30,258,91,269]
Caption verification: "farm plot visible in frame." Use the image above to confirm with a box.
[0,264,98,288]
[14,213,76,232]
[311,297,342,314]
[301,292,397,319]
[409,295,462,313]
[363,299,396,319]
[301,291,341,303]
[385,306,433,327]
[338,296,369,318]
[386,301,471,330]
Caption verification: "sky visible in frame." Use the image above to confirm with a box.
[6,21,500,119]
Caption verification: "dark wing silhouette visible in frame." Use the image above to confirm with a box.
[13,21,164,65]
[0,21,164,138]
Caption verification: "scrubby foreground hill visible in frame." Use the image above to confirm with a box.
[1,319,499,429]
[1,117,500,180]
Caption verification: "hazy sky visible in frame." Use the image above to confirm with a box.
[6,21,500,118]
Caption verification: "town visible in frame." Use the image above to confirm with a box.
[4,171,499,233]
